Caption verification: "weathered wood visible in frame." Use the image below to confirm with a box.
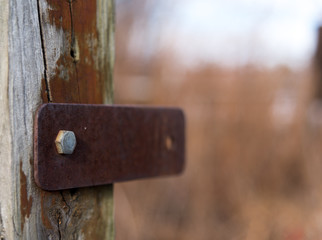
[0,0,115,239]
[0,0,12,239]
[38,0,114,104]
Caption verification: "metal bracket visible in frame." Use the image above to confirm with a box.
[34,103,185,191]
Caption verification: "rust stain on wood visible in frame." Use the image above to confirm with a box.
[20,162,33,232]
[44,0,105,104]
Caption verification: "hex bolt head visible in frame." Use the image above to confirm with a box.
[55,130,77,155]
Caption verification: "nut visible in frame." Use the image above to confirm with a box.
[55,130,77,154]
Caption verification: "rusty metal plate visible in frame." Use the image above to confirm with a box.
[34,103,185,191]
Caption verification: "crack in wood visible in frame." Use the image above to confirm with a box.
[68,0,77,62]
[60,192,72,230]
[56,211,62,240]
[68,0,81,102]
[37,0,52,102]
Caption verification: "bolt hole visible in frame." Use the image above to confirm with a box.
[165,136,174,150]
[70,48,76,58]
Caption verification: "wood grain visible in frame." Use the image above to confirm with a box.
[0,0,115,239]
[0,0,12,239]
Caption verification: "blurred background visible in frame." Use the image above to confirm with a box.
[113,0,322,239]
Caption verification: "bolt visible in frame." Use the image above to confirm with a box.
[55,130,77,155]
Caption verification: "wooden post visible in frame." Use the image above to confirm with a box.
[0,0,115,239]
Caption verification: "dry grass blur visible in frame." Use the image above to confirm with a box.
[114,1,322,239]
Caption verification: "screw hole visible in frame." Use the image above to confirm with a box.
[70,48,76,58]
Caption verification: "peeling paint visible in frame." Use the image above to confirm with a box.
[39,0,109,104]
[38,0,67,81]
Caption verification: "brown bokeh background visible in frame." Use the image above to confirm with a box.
[113,1,322,239]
